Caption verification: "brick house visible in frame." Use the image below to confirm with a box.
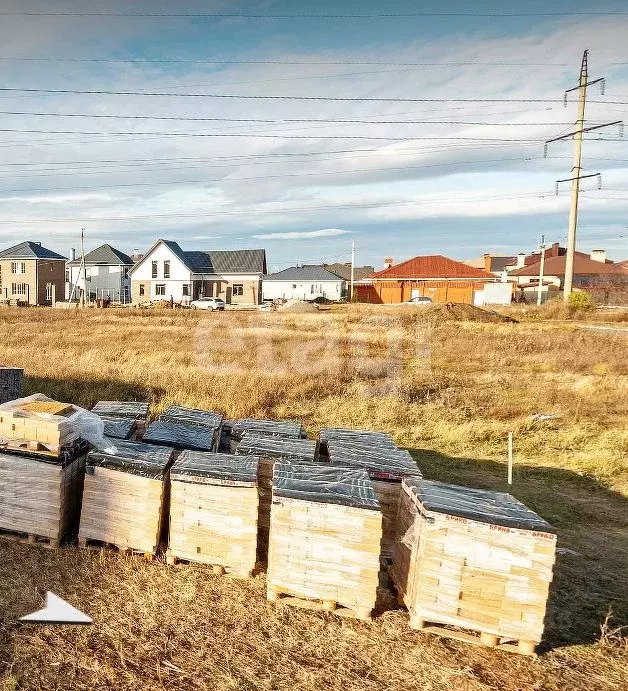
[355,255,496,304]
[0,241,66,306]
[129,239,267,306]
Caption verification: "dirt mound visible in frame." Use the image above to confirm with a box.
[277,300,319,314]
[419,302,517,324]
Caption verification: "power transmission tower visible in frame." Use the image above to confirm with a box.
[544,50,623,303]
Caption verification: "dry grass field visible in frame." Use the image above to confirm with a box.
[0,305,626,691]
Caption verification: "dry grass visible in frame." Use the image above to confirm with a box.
[0,305,626,690]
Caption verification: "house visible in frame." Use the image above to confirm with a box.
[355,255,497,305]
[465,253,518,276]
[510,246,627,302]
[129,240,267,306]
[304,262,375,282]
[0,241,66,306]
[262,266,346,302]
[66,244,134,303]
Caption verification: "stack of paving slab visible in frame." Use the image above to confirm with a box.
[139,405,223,452]
[390,479,557,655]
[0,366,23,404]
[79,440,174,554]
[167,450,259,575]
[235,433,319,555]
[91,401,151,441]
[0,395,88,545]
[267,462,382,619]
[322,428,422,560]
[229,418,305,453]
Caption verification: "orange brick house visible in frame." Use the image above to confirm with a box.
[355,255,497,304]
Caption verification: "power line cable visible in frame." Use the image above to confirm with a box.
[1,10,627,17]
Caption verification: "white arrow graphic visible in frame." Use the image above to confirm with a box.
[20,591,92,626]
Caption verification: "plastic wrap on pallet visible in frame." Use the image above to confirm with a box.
[87,440,174,478]
[0,393,114,453]
[404,478,554,531]
[102,417,136,441]
[327,438,421,480]
[273,462,379,511]
[236,434,317,462]
[319,427,396,447]
[159,405,223,429]
[231,418,305,440]
[170,450,259,486]
[91,400,150,420]
[142,420,218,452]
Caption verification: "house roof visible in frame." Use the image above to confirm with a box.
[371,255,495,280]
[311,262,375,281]
[263,266,346,282]
[0,240,66,260]
[129,240,267,275]
[68,243,133,266]
[510,252,626,277]
[466,255,518,273]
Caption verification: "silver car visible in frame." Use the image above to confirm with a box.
[408,296,433,305]
[190,297,226,311]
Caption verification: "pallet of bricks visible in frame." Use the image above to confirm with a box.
[234,425,316,558]
[0,394,89,547]
[142,406,223,453]
[267,462,382,620]
[390,478,557,655]
[167,450,259,577]
[0,366,23,405]
[322,428,422,561]
[78,440,174,556]
[92,400,151,441]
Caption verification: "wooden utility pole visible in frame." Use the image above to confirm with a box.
[350,241,355,301]
[544,50,622,303]
[537,235,546,306]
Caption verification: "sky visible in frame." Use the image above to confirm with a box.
[0,0,627,271]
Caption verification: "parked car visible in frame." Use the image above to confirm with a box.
[190,297,226,311]
[407,296,433,305]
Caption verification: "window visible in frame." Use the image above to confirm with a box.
[152,261,158,278]
[182,284,189,297]
[155,284,166,296]
[123,268,129,279]
[139,284,145,297]
[164,260,170,279]
[11,262,26,274]
[65,269,70,282]
[12,283,27,296]
[232,284,244,296]
[45,283,53,302]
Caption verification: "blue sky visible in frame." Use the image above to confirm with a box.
[0,0,626,270]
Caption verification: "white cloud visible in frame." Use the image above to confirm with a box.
[253,228,351,240]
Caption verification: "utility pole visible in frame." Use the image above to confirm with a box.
[350,241,355,302]
[80,229,87,308]
[544,50,623,303]
[537,234,546,306]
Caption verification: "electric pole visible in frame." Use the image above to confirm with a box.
[544,50,622,303]
[350,241,355,302]
[537,235,546,306]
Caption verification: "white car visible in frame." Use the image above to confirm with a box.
[408,296,433,305]
[190,297,226,311]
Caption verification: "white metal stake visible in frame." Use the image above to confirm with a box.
[507,432,514,486]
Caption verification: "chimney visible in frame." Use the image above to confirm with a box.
[516,253,526,269]
[590,249,606,263]
[70,248,76,261]
[384,257,394,269]
[483,253,492,273]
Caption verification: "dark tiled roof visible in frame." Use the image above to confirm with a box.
[321,262,375,281]
[67,243,133,266]
[372,255,495,280]
[0,241,66,260]
[263,266,346,282]
[184,248,267,274]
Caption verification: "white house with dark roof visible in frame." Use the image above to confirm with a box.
[262,266,346,302]
[66,243,134,303]
[129,239,267,305]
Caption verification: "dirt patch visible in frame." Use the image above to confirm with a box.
[277,300,319,314]
[417,302,517,324]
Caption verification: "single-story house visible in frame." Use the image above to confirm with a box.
[465,253,518,276]
[129,240,267,305]
[66,244,134,303]
[355,255,497,305]
[262,266,345,302]
[0,241,66,306]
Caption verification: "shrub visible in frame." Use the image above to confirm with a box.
[568,290,596,311]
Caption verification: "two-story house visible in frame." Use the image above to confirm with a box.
[129,240,267,306]
[66,244,134,303]
[0,241,66,306]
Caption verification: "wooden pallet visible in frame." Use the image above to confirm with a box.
[0,528,61,549]
[78,536,154,560]
[267,585,373,621]
[407,615,537,656]
[165,553,253,578]
[0,438,60,456]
